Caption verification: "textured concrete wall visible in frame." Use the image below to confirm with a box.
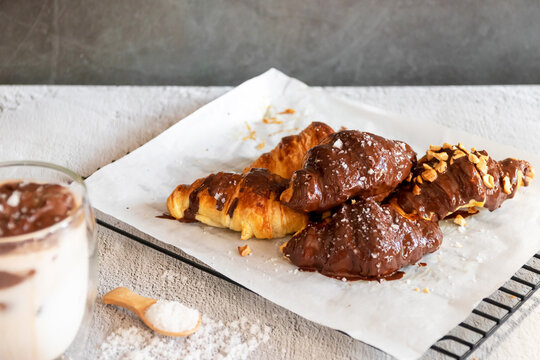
[1,0,540,85]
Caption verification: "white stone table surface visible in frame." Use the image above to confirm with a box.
[1,85,539,359]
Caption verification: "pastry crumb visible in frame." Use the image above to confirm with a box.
[242,124,257,141]
[423,288,430,294]
[414,287,420,292]
[263,117,283,124]
[256,141,265,150]
[238,245,251,257]
[277,108,295,115]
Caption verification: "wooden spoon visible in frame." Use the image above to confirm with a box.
[103,287,201,337]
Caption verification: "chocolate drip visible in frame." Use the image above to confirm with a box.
[282,199,442,280]
[182,173,240,221]
[181,168,289,221]
[0,182,76,237]
[281,131,416,212]
[392,144,534,221]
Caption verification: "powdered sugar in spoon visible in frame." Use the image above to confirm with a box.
[103,287,201,337]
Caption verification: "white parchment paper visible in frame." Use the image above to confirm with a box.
[86,69,540,359]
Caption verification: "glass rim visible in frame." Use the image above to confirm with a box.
[0,160,87,244]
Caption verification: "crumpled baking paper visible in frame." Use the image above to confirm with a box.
[86,69,540,359]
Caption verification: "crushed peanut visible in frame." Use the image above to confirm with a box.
[426,150,435,161]
[482,174,495,189]
[414,287,420,292]
[503,176,512,194]
[457,142,469,154]
[434,161,447,173]
[476,157,488,175]
[442,142,453,150]
[422,169,438,182]
[452,150,466,160]
[413,184,421,195]
[454,214,466,227]
[517,170,524,188]
[470,147,476,152]
[238,244,251,257]
[429,145,442,151]
[468,153,480,164]
[416,176,423,184]
[433,152,449,161]
[406,173,413,182]
[423,288,430,294]
[422,163,433,170]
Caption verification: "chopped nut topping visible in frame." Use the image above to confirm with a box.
[468,153,480,164]
[423,288,430,294]
[454,214,466,226]
[482,174,495,189]
[429,145,442,151]
[433,152,449,161]
[426,150,435,161]
[406,173,413,182]
[434,161,447,173]
[470,147,476,152]
[443,142,453,150]
[416,176,423,184]
[468,207,479,214]
[457,142,469,154]
[413,184,421,195]
[422,169,438,182]
[452,150,466,160]
[503,176,512,194]
[422,163,433,170]
[450,158,454,165]
[238,244,251,257]
[414,287,420,292]
[517,170,524,188]
[476,157,488,175]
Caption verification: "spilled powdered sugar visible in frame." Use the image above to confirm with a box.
[98,315,271,360]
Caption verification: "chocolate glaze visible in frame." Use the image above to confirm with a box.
[0,181,76,237]
[280,131,416,212]
[156,213,176,220]
[0,270,35,290]
[181,168,289,222]
[282,199,442,280]
[392,145,534,221]
[183,173,240,221]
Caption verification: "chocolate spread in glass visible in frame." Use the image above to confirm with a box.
[0,270,35,290]
[280,130,416,213]
[181,168,289,222]
[0,181,76,237]
[282,199,442,280]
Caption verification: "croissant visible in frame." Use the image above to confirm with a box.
[167,168,308,240]
[280,130,417,212]
[281,198,442,280]
[244,122,334,179]
[391,143,535,221]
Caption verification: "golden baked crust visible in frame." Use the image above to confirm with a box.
[167,168,307,240]
[243,122,334,179]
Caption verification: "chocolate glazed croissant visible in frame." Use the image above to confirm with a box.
[281,199,442,280]
[167,168,308,240]
[243,122,335,179]
[391,143,535,221]
[280,130,416,212]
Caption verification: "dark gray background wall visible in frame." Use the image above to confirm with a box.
[1,0,540,86]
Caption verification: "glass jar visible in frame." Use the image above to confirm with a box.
[0,161,96,360]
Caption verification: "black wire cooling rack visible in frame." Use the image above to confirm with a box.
[97,219,540,360]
